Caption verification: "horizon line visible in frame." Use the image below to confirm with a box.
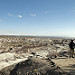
[0,34,75,39]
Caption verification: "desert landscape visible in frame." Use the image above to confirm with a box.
[0,0,75,75]
[0,35,74,75]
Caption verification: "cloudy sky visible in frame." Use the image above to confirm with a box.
[0,0,75,37]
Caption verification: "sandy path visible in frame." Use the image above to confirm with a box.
[52,57,75,75]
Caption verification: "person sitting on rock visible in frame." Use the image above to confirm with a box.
[69,40,75,58]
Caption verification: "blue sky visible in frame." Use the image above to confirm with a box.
[0,0,75,37]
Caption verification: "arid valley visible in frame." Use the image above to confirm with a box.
[0,36,75,75]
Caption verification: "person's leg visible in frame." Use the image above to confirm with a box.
[72,49,74,58]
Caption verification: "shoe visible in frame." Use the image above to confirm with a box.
[72,56,74,58]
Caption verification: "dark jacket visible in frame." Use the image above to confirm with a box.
[69,41,75,49]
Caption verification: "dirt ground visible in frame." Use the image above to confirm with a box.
[52,56,75,75]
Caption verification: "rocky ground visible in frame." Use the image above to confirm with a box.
[52,57,75,75]
[0,36,75,75]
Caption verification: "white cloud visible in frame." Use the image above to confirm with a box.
[18,15,22,18]
[44,11,48,14]
[30,14,36,17]
[8,13,13,16]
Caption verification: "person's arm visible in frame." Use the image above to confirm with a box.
[74,43,75,48]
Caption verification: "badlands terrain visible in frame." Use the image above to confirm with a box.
[0,35,75,75]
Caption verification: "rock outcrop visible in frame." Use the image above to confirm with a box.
[0,57,69,75]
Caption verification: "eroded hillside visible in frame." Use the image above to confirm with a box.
[0,36,74,75]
